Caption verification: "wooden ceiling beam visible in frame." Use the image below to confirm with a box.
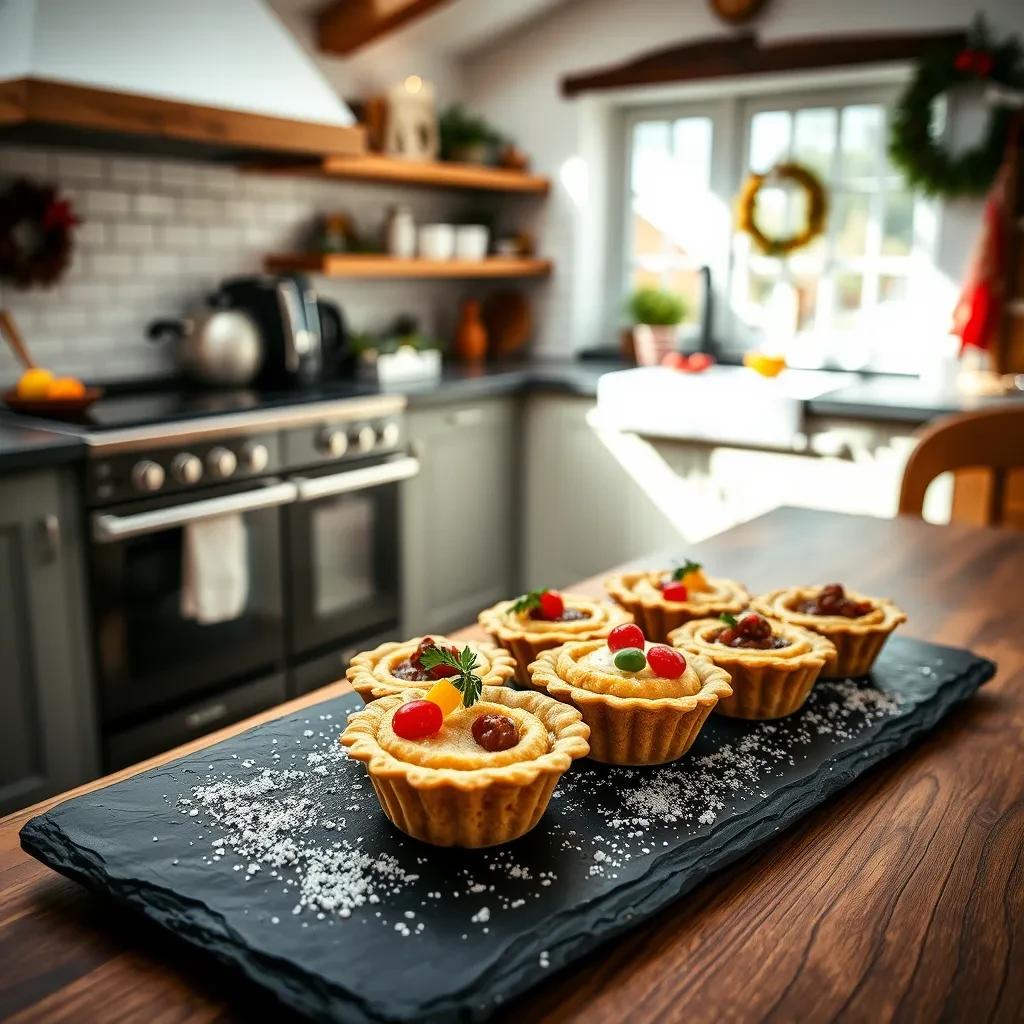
[561,28,967,97]
[317,0,454,56]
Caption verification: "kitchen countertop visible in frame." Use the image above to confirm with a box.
[1,360,1019,474]
[2,507,1021,1021]
[0,422,84,473]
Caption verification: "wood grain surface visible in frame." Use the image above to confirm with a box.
[2,508,1022,1023]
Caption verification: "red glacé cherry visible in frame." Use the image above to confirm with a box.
[647,645,687,679]
[661,581,688,602]
[608,622,645,652]
[538,590,564,620]
[392,699,443,740]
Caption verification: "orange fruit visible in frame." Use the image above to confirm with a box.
[16,368,54,398]
[46,377,86,399]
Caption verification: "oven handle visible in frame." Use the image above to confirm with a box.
[293,456,420,502]
[91,481,298,543]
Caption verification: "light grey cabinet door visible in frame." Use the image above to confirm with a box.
[0,469,99,815]
[401,398,518,636]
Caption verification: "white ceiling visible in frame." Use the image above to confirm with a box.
[267,0,572,58]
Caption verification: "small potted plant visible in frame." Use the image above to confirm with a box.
[627,287,687,366]
[439,105,503,165]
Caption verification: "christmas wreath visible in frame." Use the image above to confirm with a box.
[0,178,80,289]
[735,162,827,257]
[889,23,1023,198]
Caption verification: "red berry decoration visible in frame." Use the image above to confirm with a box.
[412,637,459,679]
[647,645,687,679]
[608,622,646,652]
[392,699,443,740]
[538,589,564,620]
[661,581,688,602]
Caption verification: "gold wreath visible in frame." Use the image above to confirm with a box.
[735,162,827,257]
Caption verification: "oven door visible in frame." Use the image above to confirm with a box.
[285,454,419,663]
[90,479,295,725]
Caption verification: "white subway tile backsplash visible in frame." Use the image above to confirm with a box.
[0,143,458,386]
[83,189,131,217]
[114,222,156,248]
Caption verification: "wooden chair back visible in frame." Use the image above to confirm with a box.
[898,406,1024,526]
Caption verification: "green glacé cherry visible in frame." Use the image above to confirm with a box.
[613,647,647,672]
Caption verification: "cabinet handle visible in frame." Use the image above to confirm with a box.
[39,514,61,562]
[447,408,484,427]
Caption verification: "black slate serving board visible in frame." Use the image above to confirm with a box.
[22,636,994,1024]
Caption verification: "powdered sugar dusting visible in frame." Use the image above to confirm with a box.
[165,681,905,936]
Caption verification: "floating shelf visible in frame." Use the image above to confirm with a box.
[265,254,553,279]
[250,154,549,193]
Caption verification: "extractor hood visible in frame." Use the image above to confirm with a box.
[0,0,365,159]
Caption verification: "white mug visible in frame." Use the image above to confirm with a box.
[454,224,489,261]
[418,223,455,261]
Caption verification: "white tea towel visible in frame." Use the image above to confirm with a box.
[181,513,249,625]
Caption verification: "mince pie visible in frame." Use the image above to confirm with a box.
[670,610,835,719]
[347,634,515,704]
[753,584,906,678]
[527,622,732,765]
[605,560,749,642]
[341,643,589,847]
[478,589,633,687]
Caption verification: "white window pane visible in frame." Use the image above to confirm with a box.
[630,121,671,195]
[882,191,914,255]
[749,110,790,172]
[793,108,836,179]
[839,105,883,181]
[834,192,871,258]
[672,117,712,189]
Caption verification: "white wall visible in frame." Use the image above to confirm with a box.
[461,0,1024,357]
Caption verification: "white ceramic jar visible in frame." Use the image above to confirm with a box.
[418,223,456,260]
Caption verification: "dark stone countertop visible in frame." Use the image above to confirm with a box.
[0,422,84,475]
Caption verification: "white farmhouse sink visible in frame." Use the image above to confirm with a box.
[595,366,857,448]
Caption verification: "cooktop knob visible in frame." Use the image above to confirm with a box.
[379,421,401,448]
[319,427,348,458]
[172,452,202,485]
[207,446,238,479]
[240,441,269,473]
[131,459,165,493]
[352,425,376,453]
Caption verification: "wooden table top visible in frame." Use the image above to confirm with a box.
[2,507,1022,1023]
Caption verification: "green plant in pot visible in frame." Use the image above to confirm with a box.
[627,287,687,366]
[439,105,503,165]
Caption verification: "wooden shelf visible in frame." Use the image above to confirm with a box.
[250,153,549,193]
[264,254,552,278]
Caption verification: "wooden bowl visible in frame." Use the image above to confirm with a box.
[3,386,104,418]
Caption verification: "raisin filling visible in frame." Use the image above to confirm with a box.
[472,713,519,752]
[528,607,588,623]
[712,612,789,650]
[392,637,460,682]
[798,583,872,618]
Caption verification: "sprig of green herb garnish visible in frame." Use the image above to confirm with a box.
[418,644,483,707]
[672,559,703,581]
[510,589,544,615]
[719,612,738,627]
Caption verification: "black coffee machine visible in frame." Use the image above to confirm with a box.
[220,275,350,387]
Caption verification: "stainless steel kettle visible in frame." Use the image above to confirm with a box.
[148,293,263,387]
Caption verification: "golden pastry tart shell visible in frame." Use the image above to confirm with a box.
[528,642,732,765]
[347,635,516,704]
[604,571,750,642]
[478,594,633,687]
[669,617,836,720]
[752,587,907,678]
[340,686,589,848]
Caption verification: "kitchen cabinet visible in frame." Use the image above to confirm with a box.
[401,398,518,635]
[521,395,682,589]
[0,468,99,815]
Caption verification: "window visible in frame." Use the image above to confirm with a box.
[619,85,937,373]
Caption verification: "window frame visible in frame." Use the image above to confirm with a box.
[611,81,940,373]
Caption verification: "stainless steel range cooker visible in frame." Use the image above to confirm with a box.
[63,391,417,769]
